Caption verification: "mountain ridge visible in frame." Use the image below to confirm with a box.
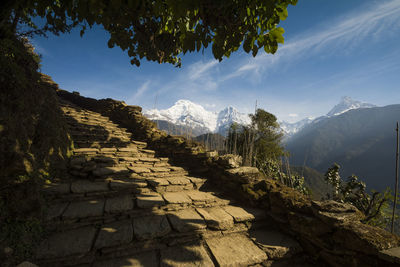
[285,104,400,192]
[281,96,376,138]
[144,99,251,136]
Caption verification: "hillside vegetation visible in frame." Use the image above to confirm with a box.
[0,34,72,265]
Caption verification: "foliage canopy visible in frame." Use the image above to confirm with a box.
[324,163,395,227]
[1,0,298,66]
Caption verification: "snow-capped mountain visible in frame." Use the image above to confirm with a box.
[281,96,376,138]
[144,100,250,135]
[279,117,314,136]
[216,106,251,135]
[326,96,376,117]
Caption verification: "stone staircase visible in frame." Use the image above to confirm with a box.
[35,100,311,266]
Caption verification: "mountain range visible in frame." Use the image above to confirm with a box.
[280,96,376,138]
[144,100,251,136]
[144,96,398,195]
[144,97,377,138]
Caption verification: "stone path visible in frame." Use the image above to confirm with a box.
[34,99,311,266]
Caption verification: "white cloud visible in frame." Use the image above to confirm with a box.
[127,81,150,104]
[188,60,218,80]
[155,59,219,98]
[288,113,298,118]
[222,0,400,82]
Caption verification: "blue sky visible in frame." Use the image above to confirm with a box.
[31,0,400,123]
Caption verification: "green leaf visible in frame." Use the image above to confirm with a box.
[243,36,252,53]
[107,39,115,48]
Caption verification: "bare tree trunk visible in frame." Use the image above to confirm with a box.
[391,122,399,233]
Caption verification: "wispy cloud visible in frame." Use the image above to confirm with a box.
[155,59,219,96]
[127,80,151,104]
[223,0,400,81]
[188,60,218,80]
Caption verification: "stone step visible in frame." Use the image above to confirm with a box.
[42,184,258,225]
[66,123,120,130]
[36,206,277,267]
[69,157,173,172]
[73,140,148,150]
[63,113,111,121]
[64,118,112,126]
[73,141,133,149]
[69,128,132,136]
[42,176,205,201]
[73,143,129,150]
[70,135,130,142]
[66,120,117,129]
[44,100,312,267]
[37,200,267,259]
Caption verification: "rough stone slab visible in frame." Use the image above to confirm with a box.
[100,147,117,152]
[165,185,193,192]
[93,167,129,176]
[160,243,214,267]
[118,147,138,152]
[154,162,169,167]
[140,158,159,162]
[41,183,71,195]
[45,202,69,220]
[74,148,99,153]
[93,156,118,163]
[128,166,151,173]
[379,247,400,264]
[118,157,139,162]
[167,177,191,185]
[222,223,248,236]
[105,195,134,214]
[94,220,133,249]
[93,250,157,267]
[136,193,165,208]
[187,177,206,185]
[133,215,171,240]
[36,226,96,259]
[223,206,255,222]
[167,209,207,233]
[109,179,147,190]
[186,191,216,203]
[163,192,192,204]
[62,199,104,219]
[249,229,302,260]
[150,167,170,173]
[16,262,38,267]
[196,207,234,230]
[147,178,169,187]
[140,149,155,154]
[205,233,267,266]
[71,180,109,194]
[169,166,185,172]
[132,140,147,146]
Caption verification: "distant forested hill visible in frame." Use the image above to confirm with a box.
[285,104,400,192]
[289,166,331,200]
